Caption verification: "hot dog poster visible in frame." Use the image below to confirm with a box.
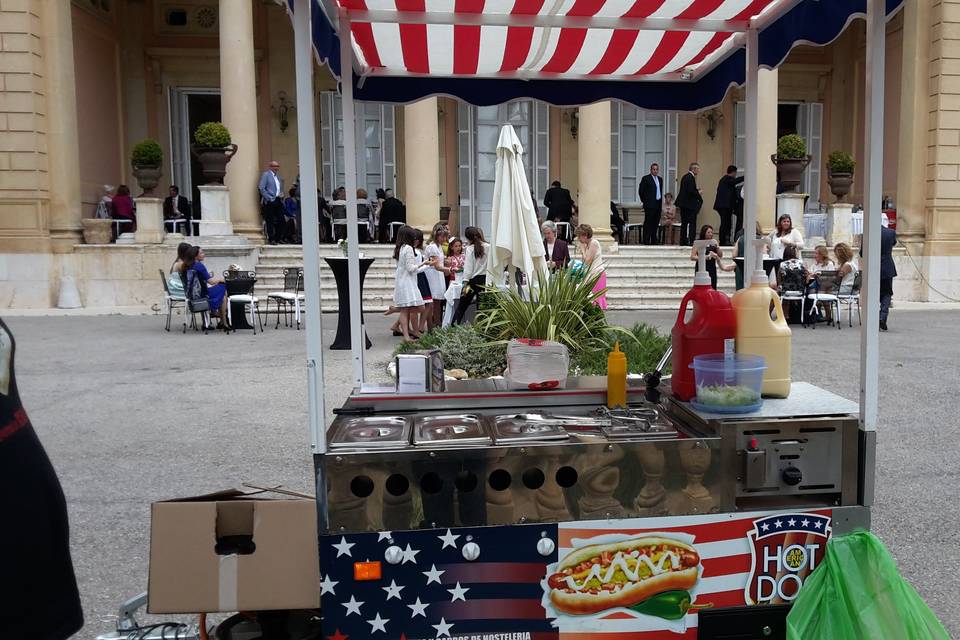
[542,509,832,638]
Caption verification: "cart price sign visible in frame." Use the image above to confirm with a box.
[320,509,831,639]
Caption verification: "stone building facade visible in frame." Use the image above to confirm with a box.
[0,0,956,308]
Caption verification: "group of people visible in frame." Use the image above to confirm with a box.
[257,160,407,245]
[168,241,231,330]
[94,184,137,239]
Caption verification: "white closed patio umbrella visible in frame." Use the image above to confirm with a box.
[489,125,548,288]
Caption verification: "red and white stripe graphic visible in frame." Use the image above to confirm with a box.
[337,0,777,77]
[550,509,831,639]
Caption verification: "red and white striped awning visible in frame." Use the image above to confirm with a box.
[334,0,781,80]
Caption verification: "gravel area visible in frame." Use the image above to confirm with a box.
[6,307,957,638]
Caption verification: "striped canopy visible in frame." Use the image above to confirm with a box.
[303,0,904,109]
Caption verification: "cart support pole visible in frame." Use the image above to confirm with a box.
[294,0,327,454]
[743,27,759,276]
[339,9,365,386]
[861,0,884,433]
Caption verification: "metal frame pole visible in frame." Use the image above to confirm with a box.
[743,28,759,276]
[339,9,365,386]
[861,0,884,432]
[294,0,327,454]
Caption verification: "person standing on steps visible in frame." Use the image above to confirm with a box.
[258,160,285,245]
[675,162,703,246]
[638,162,664,245]
[713,165,743,246]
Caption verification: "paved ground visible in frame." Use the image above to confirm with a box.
[6,307,959,638]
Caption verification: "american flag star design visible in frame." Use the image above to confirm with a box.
[320,524,560,638]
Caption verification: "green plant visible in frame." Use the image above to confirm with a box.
[827,150,856,174]
[393,324,507,379]
[194,121,232,147]
[776,134,807,160]
[131,139,162,167]
[474,269,626,354]
[570,323,672,375]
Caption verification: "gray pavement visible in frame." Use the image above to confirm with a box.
[6,308,959,638]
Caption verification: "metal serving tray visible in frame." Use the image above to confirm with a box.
[329,416,411,450]
[413,414,491,447]
[492,415,571,444]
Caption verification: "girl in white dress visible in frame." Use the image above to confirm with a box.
[392,225,437,342]
[575,224,607,310]
[425,223,453,330]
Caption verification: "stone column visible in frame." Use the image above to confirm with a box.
[577,102,612,243]
[757,68,779,233]
[219,0,261,240]
[134,197,164,243]
[197,185,234,236]
[895,0,930,243]
[41,0,83,251]
[403,98,440,233]
[827,203,853,246]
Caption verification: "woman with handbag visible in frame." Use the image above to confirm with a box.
[181,245,230,331]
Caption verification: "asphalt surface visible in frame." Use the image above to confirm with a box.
[6,308,958,638]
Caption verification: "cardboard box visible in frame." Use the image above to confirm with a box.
[148,489,320,613]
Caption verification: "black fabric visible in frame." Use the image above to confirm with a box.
[0,318,83,640]
[642,206,661,245]
[880,226,898,279]
[675,172,703,212]
[679,208,698,246]
[713,174,743,211]
[452,275,486,324]
[609,203,625,244]
[262,197,285,243]
[880,277,893,323]
[638,174,663,212]
[377,197,406,242]
[543,187,574,222]
[694,242,720,290]
[717,207,735,247]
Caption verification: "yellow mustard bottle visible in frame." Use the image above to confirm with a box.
[732,239,792,398]
[607,341,628,408]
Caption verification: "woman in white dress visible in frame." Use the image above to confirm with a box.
[575,224,607,310]
[424,223,453,330]
[768,214,805,260]
[392,225,438,342]
[833,242,859,295]
[451,226,491,324]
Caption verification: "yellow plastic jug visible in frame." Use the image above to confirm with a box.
[733,239,792,398]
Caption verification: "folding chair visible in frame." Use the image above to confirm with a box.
[158,269,185,332]
[837,271,863,328]
[267,268,305,329]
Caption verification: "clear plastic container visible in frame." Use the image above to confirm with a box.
[688,354,767,414]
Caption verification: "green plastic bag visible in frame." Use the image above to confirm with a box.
[786,530,949,640]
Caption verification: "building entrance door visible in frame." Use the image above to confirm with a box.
[169,88,221,232]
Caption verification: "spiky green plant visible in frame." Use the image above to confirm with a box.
[474,268,629,353]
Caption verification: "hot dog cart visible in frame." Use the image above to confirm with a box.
[316,377,865,638]
[282,0,900,638]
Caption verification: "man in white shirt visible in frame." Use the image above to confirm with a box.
[258,160,285,244]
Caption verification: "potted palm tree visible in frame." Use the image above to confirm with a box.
[131,139,163,196]
[826,150,856,202]
[191,122,238,184]
[771,134,812,193]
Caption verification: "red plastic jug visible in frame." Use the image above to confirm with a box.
[671,241,737,401]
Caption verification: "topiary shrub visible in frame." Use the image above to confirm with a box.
[194,121,232,148]
[776,134,807,159]
[131,139,162,167]
[827,150,856,174]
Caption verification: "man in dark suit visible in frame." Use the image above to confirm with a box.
[638,163,664,245]
[713,165,744,246]
[675,162,703,245]
[879,223,897,331]
[541,220,570,270]
[543,180,575,224]
[163,185,192,235]
[377,188,406,243]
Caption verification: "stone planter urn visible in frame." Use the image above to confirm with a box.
[81,218,113,244]
[771,155,812,193]
[191,144,238,184]
[827,171,854,202]
[132,165,162,196]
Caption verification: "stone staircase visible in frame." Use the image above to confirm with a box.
[254,244,736,311]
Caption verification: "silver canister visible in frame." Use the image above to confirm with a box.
[395,349,445,393]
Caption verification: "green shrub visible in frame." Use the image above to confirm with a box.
[571,323,672,375]
[776,134,807,160]
[474,269,623,354]
[131,139,162,167]
[827,150,856,174]
[194,121,232,147]
[393,324,507,379]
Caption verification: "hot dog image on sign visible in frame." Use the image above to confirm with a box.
[541,532,710,634]
[745,513,832,605]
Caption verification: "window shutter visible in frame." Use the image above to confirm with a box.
[534,100,549,218]
[803,103,823,211]
[610,102,621,203]
[734,101,746,177]
[382,105,396,193]
[667,112,679,195]
[457,101,474,228]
